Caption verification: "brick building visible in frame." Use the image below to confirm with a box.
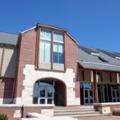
[0,24,120,119]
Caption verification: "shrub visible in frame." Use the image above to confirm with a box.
[0,114,8,120]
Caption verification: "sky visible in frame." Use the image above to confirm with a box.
[0,0,120,52]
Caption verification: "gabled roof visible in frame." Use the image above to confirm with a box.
[78,45,120,71]
[0,32,18,46]
[37,23,68,32]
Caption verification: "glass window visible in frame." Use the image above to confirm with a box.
[53,43,64,64]
[47,99,52,104]
[53,32,63,43]
[40,30,51,41]
[33,82,39,97]
[39,29,64,68]
[40,99,45,104]
[40,41,51,63]
[40,88,45,97]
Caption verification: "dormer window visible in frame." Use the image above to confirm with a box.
[116,56,120,60]
[39,29,64,71]
[91,52,108,63]
[91,52,100,56]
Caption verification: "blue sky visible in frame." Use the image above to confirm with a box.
[0,0,120,52]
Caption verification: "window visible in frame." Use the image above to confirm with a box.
[40,30,51,64]
[53,32,64,64]
[39,29,64,70]
[91,52,108,63]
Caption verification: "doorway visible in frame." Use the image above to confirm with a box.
[33,79,66,106]
[80,82,93,105]
[111,85,120,102]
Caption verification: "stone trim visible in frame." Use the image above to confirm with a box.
[21,64,80,106]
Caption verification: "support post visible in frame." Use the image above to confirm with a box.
[93,70,99,103]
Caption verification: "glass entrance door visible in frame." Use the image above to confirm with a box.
[84,88,93,105]
[111,86,120,102]
[38,82,54,105]
[80,83,93,105]
[98,85,106,103]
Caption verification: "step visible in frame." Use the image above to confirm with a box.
[54,111,99,115]
[54,113,103,118]
[54,106,94,110]
[53,106,104,118]
[54,108,96,113]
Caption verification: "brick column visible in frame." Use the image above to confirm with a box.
[93,70,99,103]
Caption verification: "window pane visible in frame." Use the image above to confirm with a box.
[53,44,58,52]
[59,45,63,53]
[58,45,64,64]
[40,41,44,63]
[40,30,51,41]
[34,82,39,97]
[53,44,64,64]
[40,88,45,97]
[40,41,51,63]
[47,99,52,104]
[47,87,53,97]
[53,52,59,63]
[45,42,51,63]
[53,44,59,63]
[54,32,63,43]
[40,99,45,104]
[59,53,64,64]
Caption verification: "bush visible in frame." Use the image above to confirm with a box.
[0,114,8,120]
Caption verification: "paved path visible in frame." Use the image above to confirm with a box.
[78,116,120,120]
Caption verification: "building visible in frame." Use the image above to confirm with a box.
[0,23,120,119]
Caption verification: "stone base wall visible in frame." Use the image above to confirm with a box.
[16,64,80,106]
[94,102,120,115]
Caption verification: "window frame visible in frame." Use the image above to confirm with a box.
[53,32,64,64]
[40,29,52,64]
[36,27,65,72]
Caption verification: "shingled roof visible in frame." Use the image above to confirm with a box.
[0,32,18,46]
[78,45,120,71]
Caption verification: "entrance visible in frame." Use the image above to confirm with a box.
[33,79,66,106]
[97,84,110,103]
[39,82,54,104]
[80,82,93,105]
[111,85,120,102]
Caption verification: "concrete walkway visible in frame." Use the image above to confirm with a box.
[78,116,120,120]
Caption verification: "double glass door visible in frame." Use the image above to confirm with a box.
[84,88,93,105]
[81,83,93,105]
[38,82,54,105]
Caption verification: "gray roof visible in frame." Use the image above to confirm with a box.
[0,32,18,46]
[78,45,120,71]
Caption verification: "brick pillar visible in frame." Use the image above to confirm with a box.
[93,70,99,103]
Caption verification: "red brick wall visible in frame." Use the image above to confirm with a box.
[16,28,80,100]
[16,29,36,97]
[65,34,78,73]
[0,78,14,99]
[65,34,80,98]
[0,107,21,120]
[23,106,42,117]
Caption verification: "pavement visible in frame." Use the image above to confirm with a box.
[78,116,120,120]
